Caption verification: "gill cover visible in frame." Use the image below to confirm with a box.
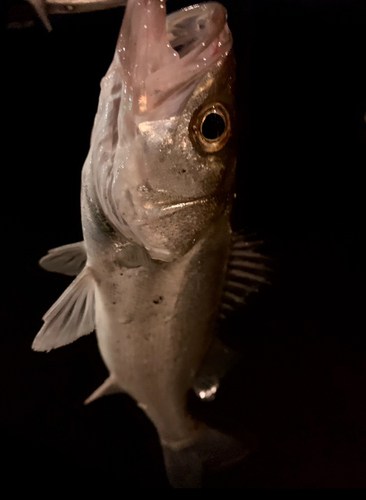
[85,0,236,261]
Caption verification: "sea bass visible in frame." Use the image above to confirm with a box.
[33,0,266,487]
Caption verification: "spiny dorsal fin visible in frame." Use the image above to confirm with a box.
[39,241,87,276]
[220,233,271,319]
[32,266,95,352]
[193,234,272,400]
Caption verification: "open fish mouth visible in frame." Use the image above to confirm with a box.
[116,0,232,118]
[167,3,230,59]
[90,1,235,259]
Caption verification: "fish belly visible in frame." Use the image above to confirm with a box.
[91,218,231,448]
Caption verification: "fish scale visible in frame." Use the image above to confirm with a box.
[87,205,231,446]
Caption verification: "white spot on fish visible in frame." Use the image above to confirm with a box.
[139,93,147,113]
[117,316,133,325]
[198,384,218,400]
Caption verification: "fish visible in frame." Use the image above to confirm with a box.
[32,0,268,488]
[21,1,167,31]
[23,1,131,31]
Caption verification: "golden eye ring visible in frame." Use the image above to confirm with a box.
[189,102,231,153]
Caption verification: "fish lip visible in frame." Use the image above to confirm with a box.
[145,194,211,215]
[116,1,232,117]
[140,191,228,219]
[166,2,230,58]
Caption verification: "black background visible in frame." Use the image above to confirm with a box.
[2,0,366,488]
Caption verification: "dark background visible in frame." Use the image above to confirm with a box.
[2,0,366,488]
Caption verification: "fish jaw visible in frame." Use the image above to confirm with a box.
[115,0,232,119]
[112,53,237,261]
[115,0,178,118]
[84,0,236,261]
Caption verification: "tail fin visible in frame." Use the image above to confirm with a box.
[162,427,254,488]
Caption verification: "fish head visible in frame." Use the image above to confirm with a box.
[88,0,237,261]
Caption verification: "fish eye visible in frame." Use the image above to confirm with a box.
[189,102,231,153]
[202,113,226,140]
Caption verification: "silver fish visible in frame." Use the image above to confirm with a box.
[40,0,128,13]
[23,1,166,31]
[33,0,267,487]
[22,1,130,31]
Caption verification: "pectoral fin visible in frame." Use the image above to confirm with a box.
[39,241,87,276]
[32,266,95,352]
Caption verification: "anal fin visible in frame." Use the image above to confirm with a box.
[32,266,95,352]
[39,241,87,276]
[84,375,123,405]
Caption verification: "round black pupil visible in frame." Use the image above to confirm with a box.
[201,113,226,140]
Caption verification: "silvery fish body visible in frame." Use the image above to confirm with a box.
[23,1,171,31]
[33,0,264,487]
